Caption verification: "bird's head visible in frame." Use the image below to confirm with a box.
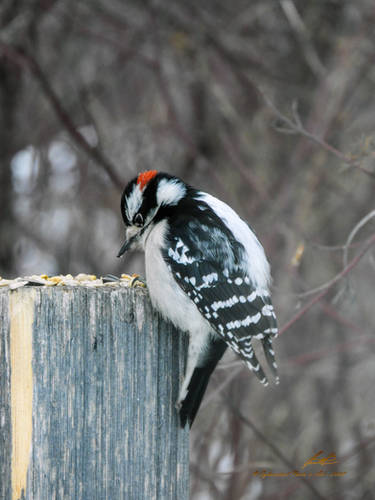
[117,170,187,257]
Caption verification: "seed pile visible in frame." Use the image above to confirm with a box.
[0,273,146,290]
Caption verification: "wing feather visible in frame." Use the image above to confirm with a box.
[163,219,278,384]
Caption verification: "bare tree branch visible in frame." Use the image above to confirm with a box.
[0,41,124,189]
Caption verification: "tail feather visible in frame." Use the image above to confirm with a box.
[179,366,214,428]
[244,343,269,386]
[179,339,227,428]
[262,337,279,383]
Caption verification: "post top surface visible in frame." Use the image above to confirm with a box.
[0,273,146,292]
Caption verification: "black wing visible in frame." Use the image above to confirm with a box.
[163,221,278,385]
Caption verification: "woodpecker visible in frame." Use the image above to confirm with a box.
[118,171,278,427]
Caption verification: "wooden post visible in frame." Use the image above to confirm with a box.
[0,285,189,500]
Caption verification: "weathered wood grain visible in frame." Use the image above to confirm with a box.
[0,286,189,500]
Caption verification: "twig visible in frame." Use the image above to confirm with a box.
[257,88,375,178]
[305,239,364,252]
[343,210,375,269]
[297,232,375,299]
[332,209,375,303]
[280,0,325,78]
[279,233,375,335]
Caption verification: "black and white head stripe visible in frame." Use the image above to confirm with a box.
[120,171,187,226]
[156,177,186,206]
[162,213,279,385]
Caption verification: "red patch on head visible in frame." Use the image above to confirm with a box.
[137,170,158,190]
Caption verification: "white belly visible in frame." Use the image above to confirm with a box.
[144,220,212,338]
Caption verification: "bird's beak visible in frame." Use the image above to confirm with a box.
[117,232,139,258]
[117,238,130,258]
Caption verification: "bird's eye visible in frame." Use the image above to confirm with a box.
[134,213,144,227]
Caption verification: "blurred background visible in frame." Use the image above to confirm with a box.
[1,1,375,499]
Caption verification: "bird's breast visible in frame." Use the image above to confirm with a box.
[144,221,212,337]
